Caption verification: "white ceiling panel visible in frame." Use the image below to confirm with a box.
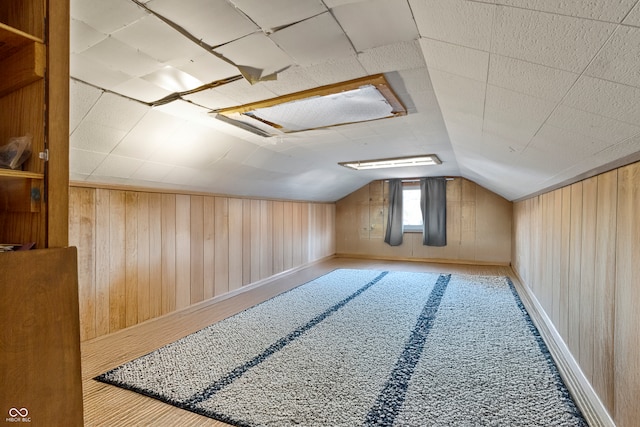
[410,0,495,51]
[209,78,279,106]
[428,69,486,121]
[82,92,148,132]
[145,0,259,47]
[130,161,174,182]
[229,0,327,33]
[153,100,222,128]
[80,37,162,77]
[261,66,320,96]
[111,78,173,104]
[623,3,640,27]
[173,53,240,84]
[585,26,640,89]
[71,54,132,91]
[69,148,107,175]
[92,154,145,179]
[111,14,204,63]
[70,0,147,33]
[526,125,601,167]
[214,32,293,81]
[70,121,128,153]
[270,13,355,66]
[111,109,185,159]
[142,66,203,92]
[70,19,106,54]
[493,6,615,73]
[332,0,418,51]
[160,166,200,186]
[183,88,240,111]
[358,40,426,74]
[562,76,640,125]
[70,80,102,133]
[497,0,637,23]
[301,56,367,86]
[546,105,640,146]
[487,55,578,103]
[420,38,489,82]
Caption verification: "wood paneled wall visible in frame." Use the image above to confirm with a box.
[512,162,640,427]
[335,178,512,264]
[69,186,335,342]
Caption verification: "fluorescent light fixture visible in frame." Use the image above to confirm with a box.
[339,154,442,171]
[213,74,406,136]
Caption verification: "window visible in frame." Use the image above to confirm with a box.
[402,185,423,232]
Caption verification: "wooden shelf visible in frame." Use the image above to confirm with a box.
[0,22,45,97]
[0,168,43,179]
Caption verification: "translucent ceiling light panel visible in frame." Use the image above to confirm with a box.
[213,74,406,136]
[339,155,442,170]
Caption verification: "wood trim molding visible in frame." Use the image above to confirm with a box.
[511,269,615,427]
[335,253,511,267]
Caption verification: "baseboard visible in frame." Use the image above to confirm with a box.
[510,271,616,427]
[335,253,510,266]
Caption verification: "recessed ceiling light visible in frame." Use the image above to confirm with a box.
[213,74,406,136]
[339,154,442,170]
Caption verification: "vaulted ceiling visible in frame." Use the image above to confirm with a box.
[69,0,640,202]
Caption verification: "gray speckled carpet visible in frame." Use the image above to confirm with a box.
[95,269,587,426]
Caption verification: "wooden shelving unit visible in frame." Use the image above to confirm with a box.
[0,1,82,425]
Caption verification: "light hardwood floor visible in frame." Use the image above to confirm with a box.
[81,256,519,426]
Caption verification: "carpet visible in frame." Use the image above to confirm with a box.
[95,269,587,426]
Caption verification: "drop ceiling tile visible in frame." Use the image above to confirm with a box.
[71,54,132,90]
[323,0,362,7]
[409,0,495,51]
[70,173,90,182]
[269,12,355,66]
[498,0,637,23]
[585,26,640,89]
[110,14,204,63]
[130,161,174,182]
[92,154,144,179]
[183,88,240,110]
[546,105,640,146]
[428,68,486,120]
[145,0,259,47]
[492,6,615,73]
[154,100,222,128]
[80,37,163,77]
[358,40,426,74]
[70,80,103,134]
[229,0,327,33]
[70,121,128,153]
[173,53,241,83]
[210,78,279,106]
[301,56,367,85]
[483,85,557,147]
[83,92,149,132]
[111,110,185,159]
[488,55,578,103]
[70,19,106,54]
[261,66,320,96]
[332,0,418,51]
[69,148,107,175]
[527,124,607,162]
[70,0,147,34]
[214,32,293,81]
[562,76,640,125]
[111,78,173,104]
[160,166,200,185]
[420,38,489,82]
[142,66,204,92]
[623,3,640,27]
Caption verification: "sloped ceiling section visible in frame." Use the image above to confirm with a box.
[69,0,640,202]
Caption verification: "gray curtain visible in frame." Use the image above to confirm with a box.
[420,177,447,246]
[384,179,404,246]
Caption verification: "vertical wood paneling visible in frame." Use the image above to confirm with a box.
[551,190,562,328]
[161,194,176,315]
[72,187,335,344]
[175,195,191,310]
[203,196,215,300]
[512,161,640,426]
[214,197,229,296]
[109,191,126,333]
[190,196,204,304]
[615,163,640,427]
[579,177,597,382]
[125,192,138,328]
[228,198,243,292]
[148,193,162,319]
[593,170,617,411]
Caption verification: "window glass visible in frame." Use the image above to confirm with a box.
[403,186,423,231]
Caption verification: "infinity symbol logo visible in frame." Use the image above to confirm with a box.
[9,407,28,417]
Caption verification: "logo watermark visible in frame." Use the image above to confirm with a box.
[6,408,30,423]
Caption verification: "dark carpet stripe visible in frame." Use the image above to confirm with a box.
[364,273,451,426]
[181,270,390,409]
[506,278,588,426]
